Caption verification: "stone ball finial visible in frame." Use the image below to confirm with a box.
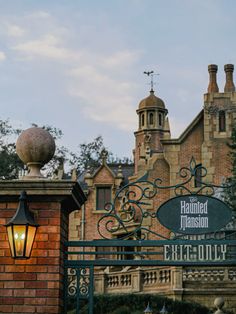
[214,297,224,309]
[16,127,56,179]
[214,297,225,314]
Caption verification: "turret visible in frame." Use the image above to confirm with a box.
[134,87,169,173]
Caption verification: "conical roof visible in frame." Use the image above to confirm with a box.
[138,90,166,110]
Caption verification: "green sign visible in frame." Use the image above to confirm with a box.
[156,195,232,234]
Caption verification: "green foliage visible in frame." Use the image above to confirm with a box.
[69,136,110,174]
[111,306,131,314]
[228,124,236,178]
[34,123,70,177]
[0,118,132,179]
[67,293,210,314]
[69,136,133,175]
[0,119,69,179]
[0,119,23,179]
[225,124,236,213]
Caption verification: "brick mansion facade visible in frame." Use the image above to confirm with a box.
[69,64,236,311]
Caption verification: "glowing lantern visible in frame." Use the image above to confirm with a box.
[6,191,38,259]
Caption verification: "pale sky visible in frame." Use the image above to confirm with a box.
[0,0,235,158]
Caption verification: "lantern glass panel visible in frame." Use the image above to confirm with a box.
[25,225,37,257]
[13,225,26,257]
[7,226,14,257]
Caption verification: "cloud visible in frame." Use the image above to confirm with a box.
[0,51,6,62]
[6,9,141,133]
[6,24,26,37]
[102,50,141,69]
[26,11,51,19]
[12,34,79,60]
[68,64,137,131]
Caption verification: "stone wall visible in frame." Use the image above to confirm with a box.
[94,266,236,313]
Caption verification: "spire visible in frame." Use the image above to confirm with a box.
[101,149,108,165]
[117,165,123,178]
[207,64,219,93]
[144,302,153,313]
[163,117,171,139]
[84,165,92,179]
[224,64,235,92]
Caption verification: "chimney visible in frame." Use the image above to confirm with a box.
[224,64,235,92]
[207,64,219,93]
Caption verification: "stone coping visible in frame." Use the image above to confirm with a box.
[0,180,86,211]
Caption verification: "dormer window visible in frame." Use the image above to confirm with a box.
[219,111,226,132]
[96,186,111,210]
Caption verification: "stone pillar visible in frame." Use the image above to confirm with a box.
[171,267,183,301]
[0,180,86,314]
[94,271,106,294]
[131,268,143,292]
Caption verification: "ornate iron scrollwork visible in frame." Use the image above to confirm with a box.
[67,267,90,298]
[97,157,234,240]
[67,267,77,297]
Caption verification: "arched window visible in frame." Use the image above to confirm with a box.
[158,113,162,126]
[141,114,145,127]
[219,111,226,132]
[149,112,154,125]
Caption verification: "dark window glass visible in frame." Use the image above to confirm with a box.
[116,232,141,260]
[96,246,111,259]
[219,111,226,132]
[194,164,202,187]
[149,112,154,125]
[141,114,145,126]
[158,113,162,126]
[96,187,111,210]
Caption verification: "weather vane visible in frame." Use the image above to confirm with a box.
[143,70,159,92]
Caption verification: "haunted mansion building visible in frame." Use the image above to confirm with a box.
[69,64,236,311]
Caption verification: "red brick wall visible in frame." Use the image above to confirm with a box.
[178,119,204,168]
[85,167,115,241]
[134,130,164,174]
[0,200,68,314]
[150,158,171,240]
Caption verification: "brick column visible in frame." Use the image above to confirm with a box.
[0,180,86,314]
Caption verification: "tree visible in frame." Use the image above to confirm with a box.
[69,136,112,174]
[0,119,23,179]
[69,136,133,175]
[37,124,70,177]
[0,120,69,179]
[0,118,133,179]
[225,124,236,213]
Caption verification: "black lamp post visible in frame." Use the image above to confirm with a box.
[5,191,38,259]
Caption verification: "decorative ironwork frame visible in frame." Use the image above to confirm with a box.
[64,265,94,314]
[97,157,235,240]
[64,157,236,314]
